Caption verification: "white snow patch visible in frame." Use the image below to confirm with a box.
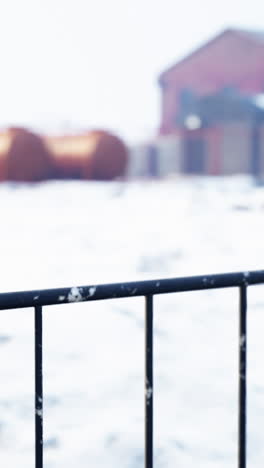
[240,335,246,348]
[1,177,264,468]
[146,379,153,402]
[36,409,43,418]
[89,286,96,297]
[68,287,83,302]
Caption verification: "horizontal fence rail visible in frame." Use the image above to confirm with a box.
[1,269,264,468]
[0,270,264,310]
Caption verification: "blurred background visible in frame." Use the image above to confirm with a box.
[0,1,264,467]
[0,0,262,141]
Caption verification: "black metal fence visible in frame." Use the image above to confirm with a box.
[1,269,264,468]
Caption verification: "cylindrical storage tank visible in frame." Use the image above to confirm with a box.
[44,134,87,179]
[3,128,53,182]
[46,130,128,181]
[0,131,11,181]
[83,130,128,180]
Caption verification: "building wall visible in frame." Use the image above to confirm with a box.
[154,135,182,176]
[180,128,222,176]
[206,128,222,175]
[128,124,264,179]
[220,124,252,174]
[127,135,182,178]
[258,126,264,179]
[126,144,150,178]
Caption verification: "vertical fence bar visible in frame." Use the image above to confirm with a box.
[145,295,153,468]
[239,285,247,468]
[35,305,43,468]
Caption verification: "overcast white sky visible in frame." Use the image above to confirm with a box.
[0,0,263,141]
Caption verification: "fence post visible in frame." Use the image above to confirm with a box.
[35,305,43,468]
[145,295,153,468]
[239,285,247,468]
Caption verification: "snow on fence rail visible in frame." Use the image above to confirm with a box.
[1,269,264,468]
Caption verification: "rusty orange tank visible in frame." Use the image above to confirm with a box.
[45,133,93,179]
[0,127,128,182]
[82,130,128,180]
[7,128,53,182]
[46,130,128,180]
[0,131,9,181]
[0,128,53,182]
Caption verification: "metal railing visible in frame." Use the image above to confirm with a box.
[1,269,264,468]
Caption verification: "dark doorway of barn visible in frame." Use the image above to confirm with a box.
[251,125,260,177]
[183,135,205,174]
[148,145,159,177]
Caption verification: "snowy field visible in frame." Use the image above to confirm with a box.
[0,176,264,467]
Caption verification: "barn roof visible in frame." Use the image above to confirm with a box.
[159,28,264,84]
[236,28,264,44]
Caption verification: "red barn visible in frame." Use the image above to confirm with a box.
[156,28,264,178]
[159,28,264,135]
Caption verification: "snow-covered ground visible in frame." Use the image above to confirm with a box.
[0,176,264,467]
